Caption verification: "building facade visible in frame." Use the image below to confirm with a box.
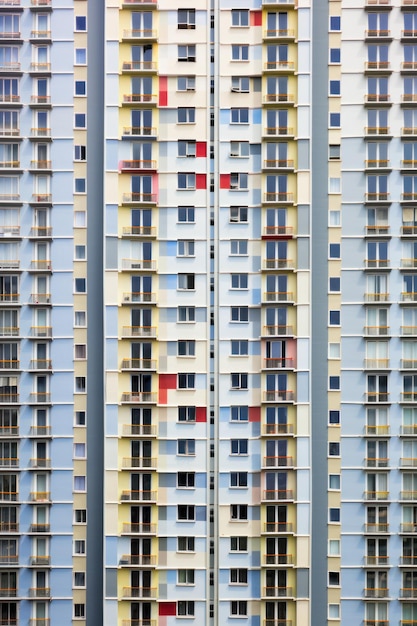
[1,0,417,625]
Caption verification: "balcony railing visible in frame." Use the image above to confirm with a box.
[121,259,156,271]
[403,30,417,38]
[122,621,156,626]
[122,424,156,437]
[262,258,294,270]
[263,390,295,402]
[31,193,52,203]
[122,326,156,338]
[123,94,157,104]
[365,425,390,435]
[263,455,293,467]
[122,522,157,534]
[30,555,50,565]
[402,360,417,369]
[0,588,16,597]
[29,587,50,597]
[0,393,18,403]
[0,360,19,370]
[122,292,156,304]
[365,292,389,302]
[121,456,156,468]
[122,586,157,599]
[120,490,157,502]
[122,126,157,137]
[364,523,389,532]
[0,426,18,437]
[364,491,389,500]
[262,325,294,336]
[30,457,51,468]
[263,522,294,533]
[264,93,295,104]
[29,426,51,437]
[122,226,156,237]
[400,555,417,564]
[364,359,390,369]
[122,29,157,39]
[29,227,52,238]
[120,159,157,171]
[30,160,51,170]
[263,358,294,369]
[263,292,294,303]
[263,29,295,39]
[0,491,17,501]
[400,587,417,598]
[262,423,294,435]
[29,392,51,403]
[403,193,417,201]
[364,326,389,336]
[364,555,389,565]
[122,61,157,72]
[0,522,18,532]
[365,29,391,38]
[262,586,293,598]
[30,30,51,39]
[263,126,294,137]
[30,326,52,338]
[400,523,417,533]
[30,127,51,138]
[121,358,156,371]
[365,192,390,201]
[262,489,294,501]
[402,292,417,302]
[365,126,390,135]
[263,226,293,236]
[365,392,389,403]
[30,491,50,501]
[119,554,157,566]
[400,425,417,435]
[30,63,51,73]
[29,523,50,532]
[365,457,389,468]
[365,62,391,71]
[0,555,17,565]
[402,160,417,168]
[31,0,52,5]
[122,193,157,204]
[401,490,417,500]
[30,293,51,304]
[401,392,417,402]
[365,258,390,269]
[263,553,293,565]
[0,457,18,467]
[264,61,295,72]
[365,159,390,168]
[264,192,294,203]
[364,587,389,598]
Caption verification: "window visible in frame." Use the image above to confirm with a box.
[177,76,195,92]
[74,146,86,161]
[178,173,195,190]
[329,145,340,160]
[178,306,195,322]
[74,572,85,588]
[178,537,195,552]
[231,373,248,389]
[232,10,249,26]
[329,343,341,359]
[178,140,196,158]
[329,177,341,194]
[230,504,248,520]
[74,509,86,524]
[178,9,195,29]
[230,536,248,552]
[330,16,341,31]
[231,274,248,290]
[329,572,340,586]
[178,472,195,488]
[178,107,195,124]
[177,505,195,521]
[178,274,195,290]
[75,48,86,65]
[74,278,86,293]
[75,16,86,31]
[74,311,86,327]
[329,376,340,390]
[329,474,341,490]
[329,508,340,523]
[75,411,86,426]
[178,373,195,389]
[329,540,340,556]
[231,76,249,93]
[74,540,86,554]
[230,206,248,222]
[329,278,340,292]
[74,443,86,458]
[329,243,340,258]
[230,141,250,157]
[329,310,340,326]
[230,472,248,487]
[328,605,340,620]
[231,406,248,422]
[75,246,86,261]
[232,45,249,61]
[329,442,340,456]
[329,113,340,128]
[231,439,248,455]
[329,210,340,226]
[178,340,195,356]
[178,45,196,62]
[231,307,249,322]
[178,206,195,223]
[75,377,86,393]
[74,81,86,96]
[74,178,86,194]
[231,340,248,356]
[329,80,340,96]
[74,475,86,492]
[74,604,85,619]
[178,406,196,422]
[330,48,341,63]
[177,601,195,617]
[74,114,86,129]
[230,240,248,255]
[230,601,247,616]
[178,569,195,585]
[231,108,249,124]
[230,568,248,585]
[74,212,86,227]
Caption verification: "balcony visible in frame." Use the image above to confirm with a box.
[122,126,157,139]
[364,523,389,533]
[365,94,390,105]
[120,490,157,502]
[401,392,417,402]
[365,259,390,270]
[30,127,51,139]
[262,455,293,468]
[401,490,417,500]
[30,260,52,273]
[365,29,392,39]
[403,193,417,203]
[29,227,52,238]
[403,161,417,171]
[365,61,391,72]
[262,423,294,436]
[121,456,156,469]
[29,457,51,468]
[30,555,50,566]
[263,390,295,402]
[122,193,157,205]
[0,62,20,72]
[364,588,389,598]
[0,128,19,138]
[29,587,50,598]
[400,555,417,564]
[122,226,156,238]
[121,359,156,371]
[263,226,294,238]
[262,586,293,598]
[29,426,51,437]
[401,457,417,467]
[263,192,294,204]
[122,522,157,535]
[122,29,157,40]
[400,587,417,598]
[0,555,17,565]
[262,489,294,501]
[120,160,157,172]
[0,360,19,371]
[262,291,294,303]
[0,523,18,534]
[122,586,157,599]
[263,93,295,105]
[400,523,417,532]
[365,393,389,403]
[119,554,157,566]
[262,325,294,337]
[365,292,389,303]
[30,63,51,74]
[0,490,17,501]
[0,588,16,597]
[263,522,294,534]
[402,360,417,369]
[0,457,18,467]
[29,293,51,305]
[122,94,157,105]
[365,425,390,436]
[0,161,19,170]
[29,393,51,404]
[364,359,390,369]
[0,226,19,238]
[0,260,19,270]
[365,457,389,468]
[400,425,417,435]
[364,326,389,336]
[122,0,158,5]
[364,555,390,566]
[403,293,417,303]
[30,30,51,40]
[29,523,50,532]
[122,424,157,437]
[30,326,52,338]
[365,192,390,202]
[262,259,294,271]
[263,160,294,172]
[365,126,391,136]
[263,358,294,370]
[0,393,18,404]
[0,426,18,437]
[403,30,417,39]
[264,61,295,73]
[121,61,157,73]
[30,491,50,501]
[364,491,389,500]
[31,193,52,203]
[121,392,157,404]
[262,553,293,566]
[122,292,156,304]
[263,126,294,138]
[122,326,156,338]
[365,159,390,169]
[121,259,156,271]
[263,29,296,41]
[29,160,51,170]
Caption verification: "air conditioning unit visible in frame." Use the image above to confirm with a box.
[131,262,142,269]
[231,87,240,93]
[230,183,238,189]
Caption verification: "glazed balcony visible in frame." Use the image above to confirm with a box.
[263,358,294,370]
[262,553,293,566]
[122,326,157,338]
[121,392,157,404]
[122,586,157,599]
[364,325,389,336]
[122,292,156,304]
[262,325,294,337]
[119,554,157,567]
[120,159,157,172]
[121,359,156,371]
[29,587,50,598]
[262,455,294,468]
[122,226,156,238]
[262,291,294,303]
[263,522,294,534]
[262,423,294,436]
[122,424,157,437]
[263,390,295,402]
[121,522,157,535]
[121,61,157,73]
[262,586,293,598]
[122,192,157,205]
[30,326,52,338]
[262,489,294,502]
[121,259,156,271]
[364,587,389,598]
[121,456,157,469]
[122,126,157,139]
[122,29,157,41]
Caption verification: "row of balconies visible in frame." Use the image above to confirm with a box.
[0,392,51,404]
